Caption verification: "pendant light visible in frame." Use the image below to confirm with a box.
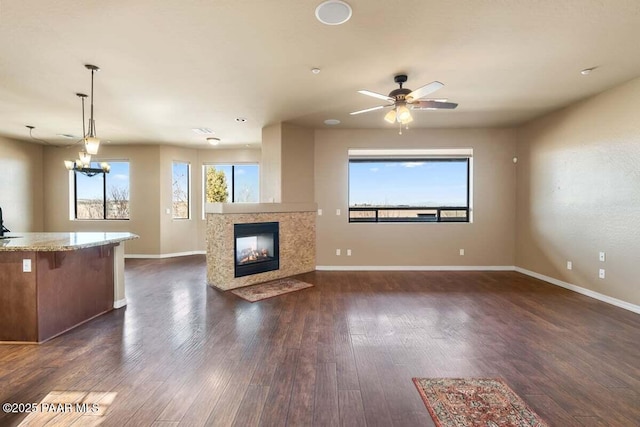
[63,70,110,177]
[84,64,101,155]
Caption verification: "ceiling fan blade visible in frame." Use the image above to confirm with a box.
[411,100,458,110]
[406,81,444,101]
[350,105,389,115]
[357,90,394,102]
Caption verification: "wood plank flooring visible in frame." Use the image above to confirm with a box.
[0,256,639,426]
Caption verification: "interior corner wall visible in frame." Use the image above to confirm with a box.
[515,76,640,306]
[314,128,517,267]
[43,144,162,255]
[281,123,315,203]
[260,123,282,202]
[0,136,44,232]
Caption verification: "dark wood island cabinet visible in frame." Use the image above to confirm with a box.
[0,232,137,343]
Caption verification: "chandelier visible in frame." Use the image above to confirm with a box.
[64,64,110,176]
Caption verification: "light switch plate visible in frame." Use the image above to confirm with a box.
[318,209,323,216]
[23,259,32,273]
[567,261,572,270]
[336,209,341,216]
[599,251,606,262]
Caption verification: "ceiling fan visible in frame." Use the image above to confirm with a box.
[350,74,458,128]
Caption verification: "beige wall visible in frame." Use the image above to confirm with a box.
[516,76,640,306]
[43,144,162,255]
[260,123,282,202]
[314,128,517,266]
[260,122,315,204]
[0,136,44,232]
[281,123,315,204]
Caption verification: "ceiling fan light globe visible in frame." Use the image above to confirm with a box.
[384,110,397,123]
[400,114,413,125]
[85,137,100,155]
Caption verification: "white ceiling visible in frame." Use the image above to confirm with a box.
[1,0,640,148]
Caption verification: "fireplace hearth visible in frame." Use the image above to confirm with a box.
[234,222,279,278]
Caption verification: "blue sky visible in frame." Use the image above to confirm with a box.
[76,161,130,200]
[173,162,189,197]
[349,160,468,206]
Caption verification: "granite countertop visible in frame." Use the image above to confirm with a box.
[0,232,139,252]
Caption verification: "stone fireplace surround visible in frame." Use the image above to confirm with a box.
[206,203,316,290]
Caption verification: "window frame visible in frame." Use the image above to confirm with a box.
[172,161,191,220]
[348,154,472,224]
[201,163,260,219]
[72,160,131,221]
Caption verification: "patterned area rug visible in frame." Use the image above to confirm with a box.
[230,278,314,302]
[412,378,548,427]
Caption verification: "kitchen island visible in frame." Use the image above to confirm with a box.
[0,232,138,343]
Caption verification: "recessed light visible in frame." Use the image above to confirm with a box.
[315,0,352,25]
[580,67,597,75]
[311,68,321,74]
[235,117,247,123]
[192,128,214,135]
[207,137,221,145]
[324,119,341,125]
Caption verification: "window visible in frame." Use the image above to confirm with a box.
[172,161,190,219]
[203,164,259,204]
[348,149,471,223]
[74,161,130,220]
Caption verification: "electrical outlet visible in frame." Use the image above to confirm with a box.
[459,249,465,256]
[599,251,606,262]
[336,209,341,216]
[567,261,572,270]
[165,208,171,215]
[317,209,323,216]
[599,268,605,279]
[336,249,341,256]
[23,259,32,273]
[347,249,352,256]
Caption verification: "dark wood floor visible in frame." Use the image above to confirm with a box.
[0,256,638,426]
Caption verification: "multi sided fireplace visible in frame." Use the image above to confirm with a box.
[234,221,279,278]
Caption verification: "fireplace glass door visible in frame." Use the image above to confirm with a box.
[234,222,279,277]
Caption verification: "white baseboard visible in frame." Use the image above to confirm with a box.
[515,267,640,314]
[113,298,127,309]
[315,265,515,271]
[125,251,206,259]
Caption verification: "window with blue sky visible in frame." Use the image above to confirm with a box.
[75,161,130,220]
[348,156,470,223]
[203,164,259,204]
[349,160,468,206]
[172,162,190,219]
